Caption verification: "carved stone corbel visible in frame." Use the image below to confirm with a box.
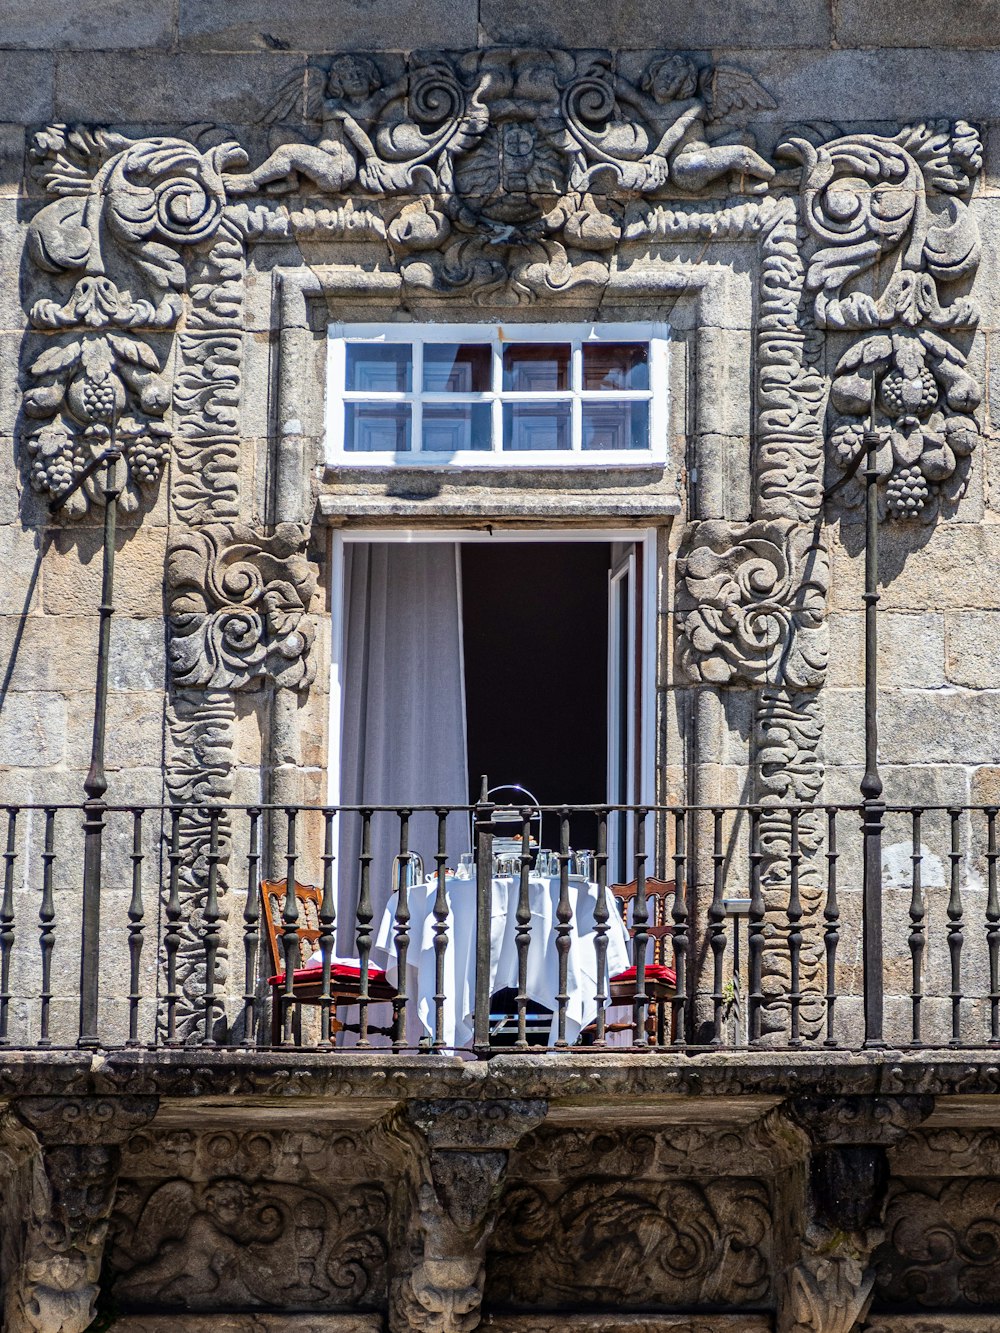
[377,1098,547,1333]
[2,1096,158,1333]
[777,1096,934,1333]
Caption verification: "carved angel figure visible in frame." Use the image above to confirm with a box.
[564,56,776,196]
[225,54,488,199]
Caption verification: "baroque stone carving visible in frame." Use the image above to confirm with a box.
[874,1178,1000,1310]
[379,1099,546,1333]
[788,1096,935,1148]
[888,1128,1000,1177]
[677,518,828,689]
[109,1176,388,1311]
[167,523,316,693]
[121,1125,383,1184]
[779,121,983,519]
[5,1096,158,1333]
[23,125,247,515]
[486,1177,771,1308]
[484,1321,772,1333]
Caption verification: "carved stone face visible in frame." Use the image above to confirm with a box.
[642,55,698,103]
[326,55,381,102]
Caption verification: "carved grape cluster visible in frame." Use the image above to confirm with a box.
[885,463,930,515]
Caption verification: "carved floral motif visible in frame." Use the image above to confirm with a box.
[23,125,247,514]
[779,120,983,519]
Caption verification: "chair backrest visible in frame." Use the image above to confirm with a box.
[260,879,324,974]
[610,878,676,966]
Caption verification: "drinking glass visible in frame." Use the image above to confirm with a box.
[457,852,475,880]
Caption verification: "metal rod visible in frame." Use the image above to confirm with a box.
[823,807,839,1047]
[126,808,144,1047]
[787,809,803,1047]
[671,808,688,1048]
[861,410,885,1048]
[392,810,411,1054]
[473,775,494,1057]
[78,447,121,1049]
[709,807,726,1045]
[163,807,182,1046]
[555,808,572,1048]
[0,808,15,1046]
[241,808,261,1047]
[947,806,964,1046]
[432,810,449,1050]
[747,806,764,1046]
[318,809,336,1048]
[514,808,532,1050]
[593,808,609,1047]
[987,807,1000,1046]
[356,809,373,1048]
[38,808,56,1047]
[909,808,925,1046]
[280,808,300,1046]
[200,807,222,1046]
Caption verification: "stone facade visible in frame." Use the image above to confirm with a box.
[2,2,1000,1330]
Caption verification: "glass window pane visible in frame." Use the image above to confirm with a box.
[582,342,650,391]
[423,343,492,393]
[582,400,649,450]
[345,343,412,392]
[502,402,571,451]
[502,343,570,392]
[422,404,492,452]
[344,403,411,452]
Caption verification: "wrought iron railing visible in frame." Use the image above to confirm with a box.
[1,795,999,1053]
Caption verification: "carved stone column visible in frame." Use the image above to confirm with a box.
[777,1095,933,1333]
[2,1096,158,1333]
[378,1098,547,1333]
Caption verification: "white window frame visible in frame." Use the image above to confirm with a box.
[325,322,670,468]
[328,527,657,816]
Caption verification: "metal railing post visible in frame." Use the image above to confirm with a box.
[473,776,494,1057]
[78,448,121,1048]
[861,424,885,1048]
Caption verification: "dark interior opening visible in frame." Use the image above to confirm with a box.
[461,542,609,850]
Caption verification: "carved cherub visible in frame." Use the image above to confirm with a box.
[567,55,775,196]
[225,54,410,196]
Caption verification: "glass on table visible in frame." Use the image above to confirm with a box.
[457,852,475,879]
[345,342,412,392]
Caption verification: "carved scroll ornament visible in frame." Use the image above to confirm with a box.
[779,120,983,520]
[677,518,829,689]
[167,523,316,693]
[23,126,247,515]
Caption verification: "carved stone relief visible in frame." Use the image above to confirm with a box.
[779,121,983,520]
[873,1178,1000,1311]
[3,1097,158,1333]
[486,1176,772,1309]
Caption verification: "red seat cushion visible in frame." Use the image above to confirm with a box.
[267,963,388,986]
[610,963,676,986]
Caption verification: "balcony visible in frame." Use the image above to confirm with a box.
[1,793,999,1057]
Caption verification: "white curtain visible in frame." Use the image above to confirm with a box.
[337,543,470,956]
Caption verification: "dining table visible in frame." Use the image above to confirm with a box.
[367,869,632,1048]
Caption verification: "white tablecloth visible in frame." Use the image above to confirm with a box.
[366,873,631,1048]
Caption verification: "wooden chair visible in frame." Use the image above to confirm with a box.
[261,879,401,1045]
[605,877,678,1044]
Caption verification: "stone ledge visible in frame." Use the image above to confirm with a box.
[318,491,681,526]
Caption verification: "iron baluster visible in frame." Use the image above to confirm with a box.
[126,808,144,1048]
[201,807,222,1046]
[318,809,336,1048]
[787,808,803,1047]
[432,809,449,1050]
[861,421,886,1048]
[38,808,56,1047]
[0,808,15,1046]
[908,809,925,1046]
[163,807,182,1047]
[987,807,1000,1046]
[747,806,764,1046]
[671,808,688,1048]
[555,809,573,1048]
[709,807,726,1045]
[242,808,261,1047]
[473,777,494,1057]
[77,448,122,1050]
[593,808,609,1047]
[823,807,840,1047]
[279,808,300,1046]
[392,810,412,1054]
[356,809,374,1048]
[947,806,964,1046]
[514,808,532,1050]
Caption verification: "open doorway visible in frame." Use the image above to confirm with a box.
[329,529,655,926]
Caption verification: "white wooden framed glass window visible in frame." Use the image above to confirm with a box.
[326,322,669,467]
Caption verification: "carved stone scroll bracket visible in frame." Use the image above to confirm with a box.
[2,1096,158,1333]
[376,1099,547,1333]
[778,120,984,523]
[777,1096,935,1333]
